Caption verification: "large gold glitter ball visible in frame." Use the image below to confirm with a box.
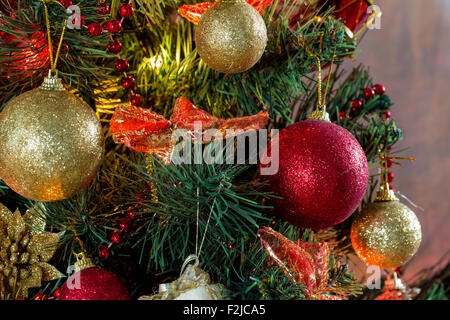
[351,200,422,269]
[0,74,104,202]
[194,0,268,74]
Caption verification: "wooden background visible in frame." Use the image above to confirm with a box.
[347,0,450,282]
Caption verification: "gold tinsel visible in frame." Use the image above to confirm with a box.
[0,203,63,300]
[0,72,105,201]
[194,0,268,74]
[351,200,422,269]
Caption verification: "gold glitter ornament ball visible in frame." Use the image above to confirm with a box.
[194,0,268,74]
[0,74,104,202]
[351,201,422,269]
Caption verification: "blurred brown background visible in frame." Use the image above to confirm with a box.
[347,0,450,282]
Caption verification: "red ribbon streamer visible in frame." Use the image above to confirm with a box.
[111,97,269,164]
[178,0,272,24]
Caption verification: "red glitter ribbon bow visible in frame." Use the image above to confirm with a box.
[178,0,272,24]
[110,97,269,164]
[258,227,342,300]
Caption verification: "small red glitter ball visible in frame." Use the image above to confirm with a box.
[60,0,72,8]
[130,94,143,106]
[106,20,122,34]
[96,2,110,15]
[120,218,130,232]
[261,120,369,229]
[119,3,134,18]
[121,76,135,90]
[363,88,376,100]
[53,287,61,299]
[87,23,102,36]
[387,172,395,183]
[387,158,393,168]
[115,58,129,72]
[98,246,110,260]
[374,83,386,95]
[383,110,391,120]
[107,40,122,54]
[59,267,131,300]
[110,231,122,244]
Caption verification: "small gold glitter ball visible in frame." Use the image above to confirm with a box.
[351,200,422,269]
[194,0,268,74]
[0,76,104,202]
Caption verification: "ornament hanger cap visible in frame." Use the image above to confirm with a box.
[74,252,96,273]
[40,69,64,91]
[375,181,399,202]
[309,106,331,122]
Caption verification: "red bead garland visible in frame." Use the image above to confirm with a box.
[122,76,135,90]
[87,23,102,36]
[119,3,134,18]
[115,58,129,72]
[106,19,122,34]
[130,94,142,106]
[107,40,122,54]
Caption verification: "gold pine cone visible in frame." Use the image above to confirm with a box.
[0,203,63,300]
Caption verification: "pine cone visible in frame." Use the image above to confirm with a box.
[0,204,63,300]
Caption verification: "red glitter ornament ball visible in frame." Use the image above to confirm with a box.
[261,120,369,229]
[106,20,122,34]
[119,3,134,18]
[88,23,102,36]
[107,40,122,54]
[60,0,72,8]
[59,267,130,300]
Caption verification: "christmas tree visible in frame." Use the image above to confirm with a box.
[0,0,447,301]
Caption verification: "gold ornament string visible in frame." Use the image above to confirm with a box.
[41,0,67,73]
[145,155,159,203]
[299,25,337,121]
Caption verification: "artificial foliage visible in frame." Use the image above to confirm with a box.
[0,0,447,301]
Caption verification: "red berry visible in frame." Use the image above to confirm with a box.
[99,246,110,260]
[110,231,122,244]
[88,23,102,36]
[115,58,129,72]
[53,288,61,299]
[107,40,122,54]
[119,218,130,232]
[350,99,363,112]
[106,20,122,34]
[119,3,134,18]
[387,172,394,183]
[363,88,376,100]
[130,94,143,106]
[122,76,135,90]
[374,83,386,95]
[96,2,110,15]
[338,111,349,120]
[386,158,393,168]
[60,0,72,8]
[383,110,391,120]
